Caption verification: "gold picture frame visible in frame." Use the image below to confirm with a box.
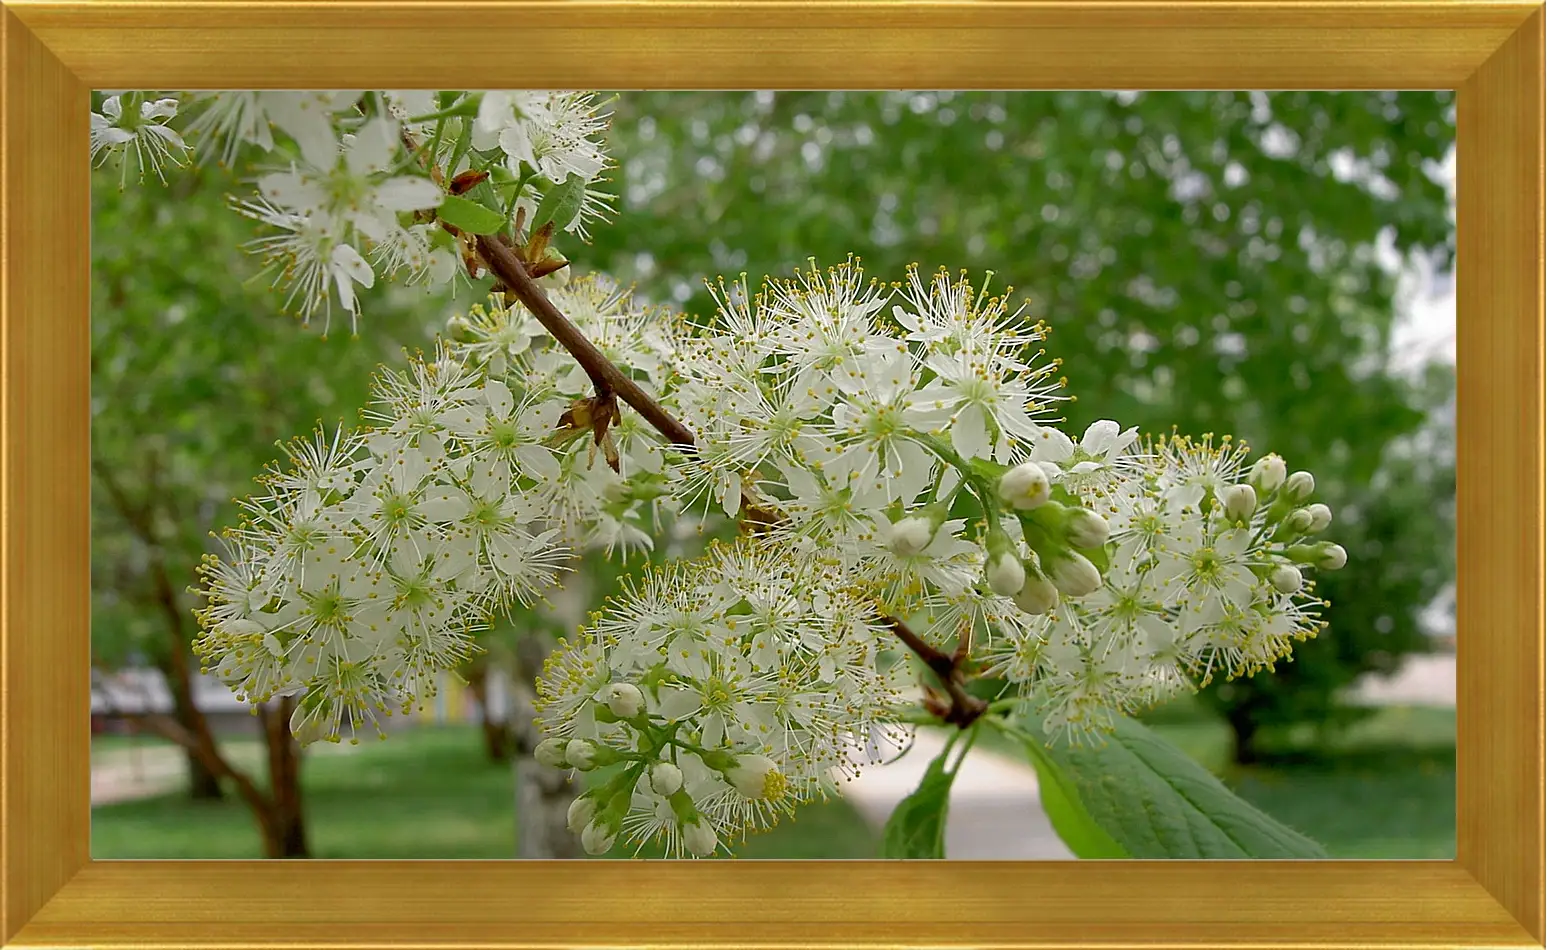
[3,2,1542,947]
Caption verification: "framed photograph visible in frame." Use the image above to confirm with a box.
[3,2,1541,948]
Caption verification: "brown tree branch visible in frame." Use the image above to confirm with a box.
[884,616,987,730]
[473,233,697,447]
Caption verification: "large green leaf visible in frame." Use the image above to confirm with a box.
[437,193,506,235]
[531,174,587,234]
[1025,714,1328,859]
[881,742,959,858]
[1019,735,1128,858]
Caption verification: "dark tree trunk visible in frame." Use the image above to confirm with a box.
[466,659,514,763]
[1226,704,1261,766]
[258,697,310,858]
[166,668,226,800]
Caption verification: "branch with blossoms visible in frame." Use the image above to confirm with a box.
[94,88,1349,860]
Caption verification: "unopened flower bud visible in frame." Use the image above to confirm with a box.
[1250,454,1287,493]
[602,479,632,504]
[681,817,718,857]
[534,737,570,768]
[1048,553,1103,598]
[888,515,937,556]
[1012,572,1060,614]
[1221,484,1258,522]
[600,682,646,718]
[720,754,787,801]
[1316,542,1347,570]
[566,795,598,834]
[1305,503,1333,533]
[998,462,1051,510]
[649,761,684,797]
[1286,508,1315,533]
[581,819,617,855]
[1284,471,1315,501]
[1269,564,1304,594]
[1063,508,1110,549]
[985,551,1027,596]
[564,738,604,771]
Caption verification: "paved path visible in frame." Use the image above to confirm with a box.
[1349,653,1456,706]
[91,746,190,805]
[91,740,359,805]
[843,729,1076,859]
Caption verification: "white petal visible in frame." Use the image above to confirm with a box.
[483,379,514,418]
[1033,426,1075,462]
[498,124,536,167]
[331,243,375,288]
[269,96,339,170]
[701,712,725,749]
[142,124,187,150]
[258,170,325,213]
[374,175,443,211]
[141,97,180,120]
[515,445,561,482]
[346,117,400,177]
[476,91,513,134]
[951,403,991,460]
[1081,420,1122,454]
[655,686,701,722]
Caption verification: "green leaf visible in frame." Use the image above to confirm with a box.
[964,676,1011,702]
[437,194,506,235]
[1078,541,1110,573]
[1022,714,1328,858]
[881,742,958,858]
[531,174,586,233]
[1019,735,1128,858]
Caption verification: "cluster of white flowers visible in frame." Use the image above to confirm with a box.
[469,91,615,239]
[194,279,678,743]
[976,432,1342,738]
[532,536,908,857]
[152,86,1355,859]
[446,276,680,554]
[94,89,615,335]
[657,260,1346,736]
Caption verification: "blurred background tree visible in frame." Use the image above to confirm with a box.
[91,162,441,854]
[581,90,1456,764]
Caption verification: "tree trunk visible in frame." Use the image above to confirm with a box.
[147,547,225,801]
[1226,704,1261,766]
[163,658,226,800]
[510,633,581,858]
[466,659,514,763]
[258,697,310,858]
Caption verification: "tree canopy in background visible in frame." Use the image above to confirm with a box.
[92,166,443,672]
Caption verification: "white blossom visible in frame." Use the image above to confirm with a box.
[533,536,907,856]
[91,93,190,185]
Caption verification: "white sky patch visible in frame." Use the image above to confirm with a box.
[1390,144,1457,372]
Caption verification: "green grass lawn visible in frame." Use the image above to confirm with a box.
[91,726,878,860]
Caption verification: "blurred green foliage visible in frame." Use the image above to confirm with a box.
[91,164,442,670]
[581,91,1457,759]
